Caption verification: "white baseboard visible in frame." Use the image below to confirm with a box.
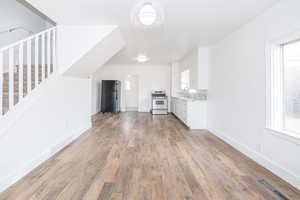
[208,128,300,190]
[0,123,91,193]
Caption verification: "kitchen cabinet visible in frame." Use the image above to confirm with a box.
[171,97,207,129]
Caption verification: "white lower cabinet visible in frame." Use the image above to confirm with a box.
[171,97,207,129]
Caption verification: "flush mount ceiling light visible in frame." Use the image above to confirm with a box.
[131,1,164,28]
[138,3,157,26]
[135,54,149,63]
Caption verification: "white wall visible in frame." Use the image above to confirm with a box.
[198,48,209,90]
[57,25,125,78]
[171,62,181,96]
[0,73,92,192]
[208,0,300,189]
[92,64,171,114]
[179,50,199,89]
[0,0,47,48]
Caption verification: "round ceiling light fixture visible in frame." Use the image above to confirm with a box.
[135,54,149,63]
[139,3,157,26]
[131,1,164,28]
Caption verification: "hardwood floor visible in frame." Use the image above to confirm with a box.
[0,112,300,200]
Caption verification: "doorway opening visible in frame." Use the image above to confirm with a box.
[125,75,139,112]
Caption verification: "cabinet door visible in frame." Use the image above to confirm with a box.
[178,100,185,122]
[177,99,181,117]
[174,99,177,116]
[181,101,187,123]
[171,98,176,114]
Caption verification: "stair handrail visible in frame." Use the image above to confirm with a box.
[0,27,56,52]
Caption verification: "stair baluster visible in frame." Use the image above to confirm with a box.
[8,48,14,110]
[18,43,24,100]
[52,29,56,72]
[47,31,51,78]
[27,40,32,94]
[35,36,39,87]
[41,33,45,82]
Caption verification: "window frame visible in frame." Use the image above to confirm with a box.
[266,32,300,140]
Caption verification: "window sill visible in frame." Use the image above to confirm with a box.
[265,127,300,146]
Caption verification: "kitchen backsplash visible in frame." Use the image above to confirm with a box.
[177,89,208,100]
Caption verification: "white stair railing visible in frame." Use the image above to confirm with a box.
[0,27,57,117]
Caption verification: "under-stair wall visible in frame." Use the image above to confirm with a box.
[0,74,92,192]
[57,25,125,78]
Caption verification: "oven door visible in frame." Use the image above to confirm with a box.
[152,99,167,109]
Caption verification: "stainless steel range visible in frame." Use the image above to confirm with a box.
[151,91,168,115]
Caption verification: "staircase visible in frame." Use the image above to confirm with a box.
[0,27,56,117]
[2,65,52,115]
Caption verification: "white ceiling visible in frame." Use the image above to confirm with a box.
[25,0,280,64]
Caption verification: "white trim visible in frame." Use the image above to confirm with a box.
[266,128,300,146]
[209,128,300,190]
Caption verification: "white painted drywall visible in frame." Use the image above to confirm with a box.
[208,0,300,189]
[57,25,125,78]
[198,48,209,90]
[0,0,47,48]
[172,48,209,94]
[0,73,92,192]
[25,0,280,64]
[91,64,171,114]
[179,50,199,89]
[171,62,181,96]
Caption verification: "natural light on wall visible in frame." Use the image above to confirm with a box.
[283,40,300,134]
[181,69,190,90]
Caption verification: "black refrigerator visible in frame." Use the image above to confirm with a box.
[101,80,121,113]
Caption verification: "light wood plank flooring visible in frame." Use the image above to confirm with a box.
[0,112,300,200]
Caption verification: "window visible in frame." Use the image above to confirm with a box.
[283,41,300,133]
[181,69,190,90]
[267,38,300,136]
[125,80,131,91]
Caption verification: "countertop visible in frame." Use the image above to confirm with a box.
[172,96,207,102]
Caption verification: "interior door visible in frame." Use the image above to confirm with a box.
[125,75,139,111]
